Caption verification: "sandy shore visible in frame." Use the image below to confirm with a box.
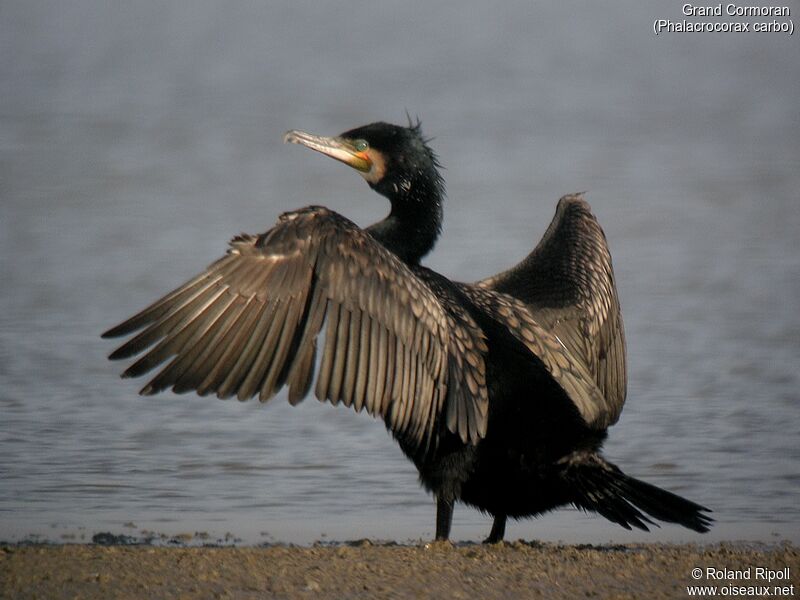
[2,540,797,599]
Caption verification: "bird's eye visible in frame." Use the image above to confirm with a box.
[354,139,369,152]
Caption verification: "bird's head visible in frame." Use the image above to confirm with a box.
[284,120,444,208]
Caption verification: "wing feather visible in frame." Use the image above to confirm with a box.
[342,309,361,408]
[173,296,252,393]
[371,323,389,417]
[328,306,350,406]
[262,295,304,398]
[352,315,371,413]
[477,194,626,428]
[105,207,491,453]
[196,296,266,396]
[143,294,237,392]
[236,300,284,400]
[217,298,275,399]
[315,302,340,404]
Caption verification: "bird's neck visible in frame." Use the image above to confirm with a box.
[366,177,444,265]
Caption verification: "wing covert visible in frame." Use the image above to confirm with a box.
[458,285,613,428]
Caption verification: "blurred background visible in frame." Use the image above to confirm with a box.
[1,1,798,544]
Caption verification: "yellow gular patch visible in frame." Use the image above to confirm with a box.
[361,149,387,184]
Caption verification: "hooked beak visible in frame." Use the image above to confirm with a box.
[283,129,372,173]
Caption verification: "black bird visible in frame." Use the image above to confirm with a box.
[103,120,712,542]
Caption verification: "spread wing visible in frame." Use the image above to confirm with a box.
[103,206,489,454]
[477,194,626,428]
[458,285,612,427]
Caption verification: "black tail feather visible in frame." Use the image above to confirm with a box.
[559,452,713,533]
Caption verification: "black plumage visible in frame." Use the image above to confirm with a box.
[103,120,712,541]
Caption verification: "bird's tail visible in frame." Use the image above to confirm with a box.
[558,451,713,533]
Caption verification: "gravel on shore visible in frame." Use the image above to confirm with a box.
[2,540,798,599]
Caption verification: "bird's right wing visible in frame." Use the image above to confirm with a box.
[477,194,626,429]
[458,285,612,428]
[103,206,489,455]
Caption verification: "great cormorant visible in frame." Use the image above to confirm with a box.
[103,120,712,542]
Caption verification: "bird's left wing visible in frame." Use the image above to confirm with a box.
[103,206,488,453]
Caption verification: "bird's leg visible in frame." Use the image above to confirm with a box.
[484,514,507,544]
[435,496,453,541]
